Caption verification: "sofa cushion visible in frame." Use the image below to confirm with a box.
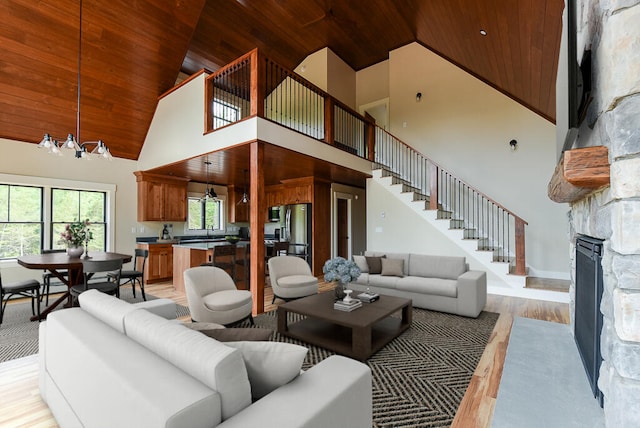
[225,341,308,399]
[397,276,458,298]
[78,289,135,333]
[203,289,252,311]
[365,256,385,274]
[365,252,410,275]
[352,255,369,273]
[408,254,467,280]
[381,258,404,277]
[45,308,222,428]
[124,308,252,420]
[367,274,400,289]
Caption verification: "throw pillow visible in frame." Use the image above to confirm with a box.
[381,258,404,277]
[353,255,369,273]
[225,341,308,399]
[365,255,386,274]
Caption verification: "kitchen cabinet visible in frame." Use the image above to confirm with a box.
[134,171,189,221]
[228,185,249,223]
[265,177,313,207]
[138,243,173,284]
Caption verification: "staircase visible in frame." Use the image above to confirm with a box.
[372,128,528,289]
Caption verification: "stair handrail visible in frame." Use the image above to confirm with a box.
[374,126,527,275]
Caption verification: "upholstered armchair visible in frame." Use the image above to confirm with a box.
[184,266,253,326]
[267,256,318,303]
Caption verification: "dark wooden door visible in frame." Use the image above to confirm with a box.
[337,198,349,258]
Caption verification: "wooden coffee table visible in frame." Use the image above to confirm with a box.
[277,292,412,361]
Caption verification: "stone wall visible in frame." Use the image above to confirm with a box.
[568,1,640,426]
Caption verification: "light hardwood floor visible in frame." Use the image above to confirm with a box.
[0,282,569,428]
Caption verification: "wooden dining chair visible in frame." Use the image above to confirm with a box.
[1,268,41,325]
[70,258,123,302]
[235,243,250,290]
[40,248,68,306]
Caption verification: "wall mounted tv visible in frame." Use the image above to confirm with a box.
[567,0,593,130]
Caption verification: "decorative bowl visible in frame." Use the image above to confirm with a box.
[225,236,240,244]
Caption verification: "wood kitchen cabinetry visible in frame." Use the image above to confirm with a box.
[265,177,313,207]
[137,243,173,284]
[134,171,189,221]
[228,185,249,223]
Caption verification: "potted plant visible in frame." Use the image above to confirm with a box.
[322,256,361,300]
[59,219,93,258]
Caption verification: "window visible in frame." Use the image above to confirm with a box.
[212,99,240,129]
[51,189,106,252]
[188,197,222,231]
[0,184,43,259]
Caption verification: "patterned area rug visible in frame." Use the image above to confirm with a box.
[0,289,190,363]
[236,308,499,428]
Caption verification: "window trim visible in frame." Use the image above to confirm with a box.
[184,191,227,236]
[0,173,116,265]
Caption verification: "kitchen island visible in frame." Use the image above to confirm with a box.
[172,240,248,293]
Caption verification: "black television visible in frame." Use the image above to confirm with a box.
[566,0,592,134]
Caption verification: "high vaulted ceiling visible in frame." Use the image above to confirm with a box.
[1,0,564,162]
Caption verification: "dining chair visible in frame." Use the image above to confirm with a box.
[40,248,68,306]
[265,241,290,275]
[1,268,41,325]
[108,249,148,300]
[202,245,236,282]
[70,258,123,302]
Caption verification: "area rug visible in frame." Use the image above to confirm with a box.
[0,289,190,363]
[237,308,499,428]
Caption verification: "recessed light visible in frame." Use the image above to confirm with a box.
[480,29,487,36]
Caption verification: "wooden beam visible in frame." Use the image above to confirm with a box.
[563,146,610,187]
[249,141,265,315]
[548,146,610,203]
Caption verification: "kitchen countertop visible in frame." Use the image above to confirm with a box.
[173,240,249,250]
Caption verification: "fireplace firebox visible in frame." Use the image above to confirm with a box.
[574,235,604,407]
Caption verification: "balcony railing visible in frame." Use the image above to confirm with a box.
[204,49,527,275]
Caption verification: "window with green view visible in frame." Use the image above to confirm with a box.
[51,188,106,252]
[188,197,222,231]
[0,184,43,259]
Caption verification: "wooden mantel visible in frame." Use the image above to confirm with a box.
[548,146,610,203]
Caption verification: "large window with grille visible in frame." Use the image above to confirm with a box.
[0,179,109,260]
[51,188,107,252]
[212,99,240,129]
[0,184,43,259]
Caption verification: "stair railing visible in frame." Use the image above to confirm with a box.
[375,127,527,275]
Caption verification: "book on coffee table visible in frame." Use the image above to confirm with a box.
[334,299,363,312]
[357,292,380,303]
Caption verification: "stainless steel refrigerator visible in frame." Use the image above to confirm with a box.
[278,203,311,266]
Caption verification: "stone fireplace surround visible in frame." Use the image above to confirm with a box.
[564,2,640,426]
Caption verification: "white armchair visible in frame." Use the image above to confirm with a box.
[267,256,318,303]
[184,266,253,326]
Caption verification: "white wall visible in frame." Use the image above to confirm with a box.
[0,137,140,282]
[358,42,570,278]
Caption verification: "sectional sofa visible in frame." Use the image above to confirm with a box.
[350,251,487,318]
[39,290,372,427]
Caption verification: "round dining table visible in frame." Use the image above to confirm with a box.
[17,251,132,321]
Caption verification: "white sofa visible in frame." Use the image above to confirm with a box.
[39,290,372,428]
[350,251,487,318]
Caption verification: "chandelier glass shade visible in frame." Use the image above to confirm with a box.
[36,0,111,160]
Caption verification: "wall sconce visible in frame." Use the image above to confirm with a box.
[509,139,518,151]
[416,92,422,102]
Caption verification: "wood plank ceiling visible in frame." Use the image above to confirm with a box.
[0,0,564,167]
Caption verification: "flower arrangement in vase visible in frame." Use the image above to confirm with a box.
[322,256,361,300]
[59,219,93,257]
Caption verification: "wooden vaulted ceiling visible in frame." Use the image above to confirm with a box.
[0,0,564,163]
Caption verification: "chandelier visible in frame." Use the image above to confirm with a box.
[201,159,219,202]
[37,0,112,160]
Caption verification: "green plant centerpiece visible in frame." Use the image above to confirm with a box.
[322,256,361,300]
[59,219,93,257]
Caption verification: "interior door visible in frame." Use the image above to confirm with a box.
[337,198,349,258]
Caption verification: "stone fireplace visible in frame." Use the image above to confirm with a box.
[563,1,640,426]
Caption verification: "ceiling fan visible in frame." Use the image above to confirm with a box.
[300,1,357,28]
